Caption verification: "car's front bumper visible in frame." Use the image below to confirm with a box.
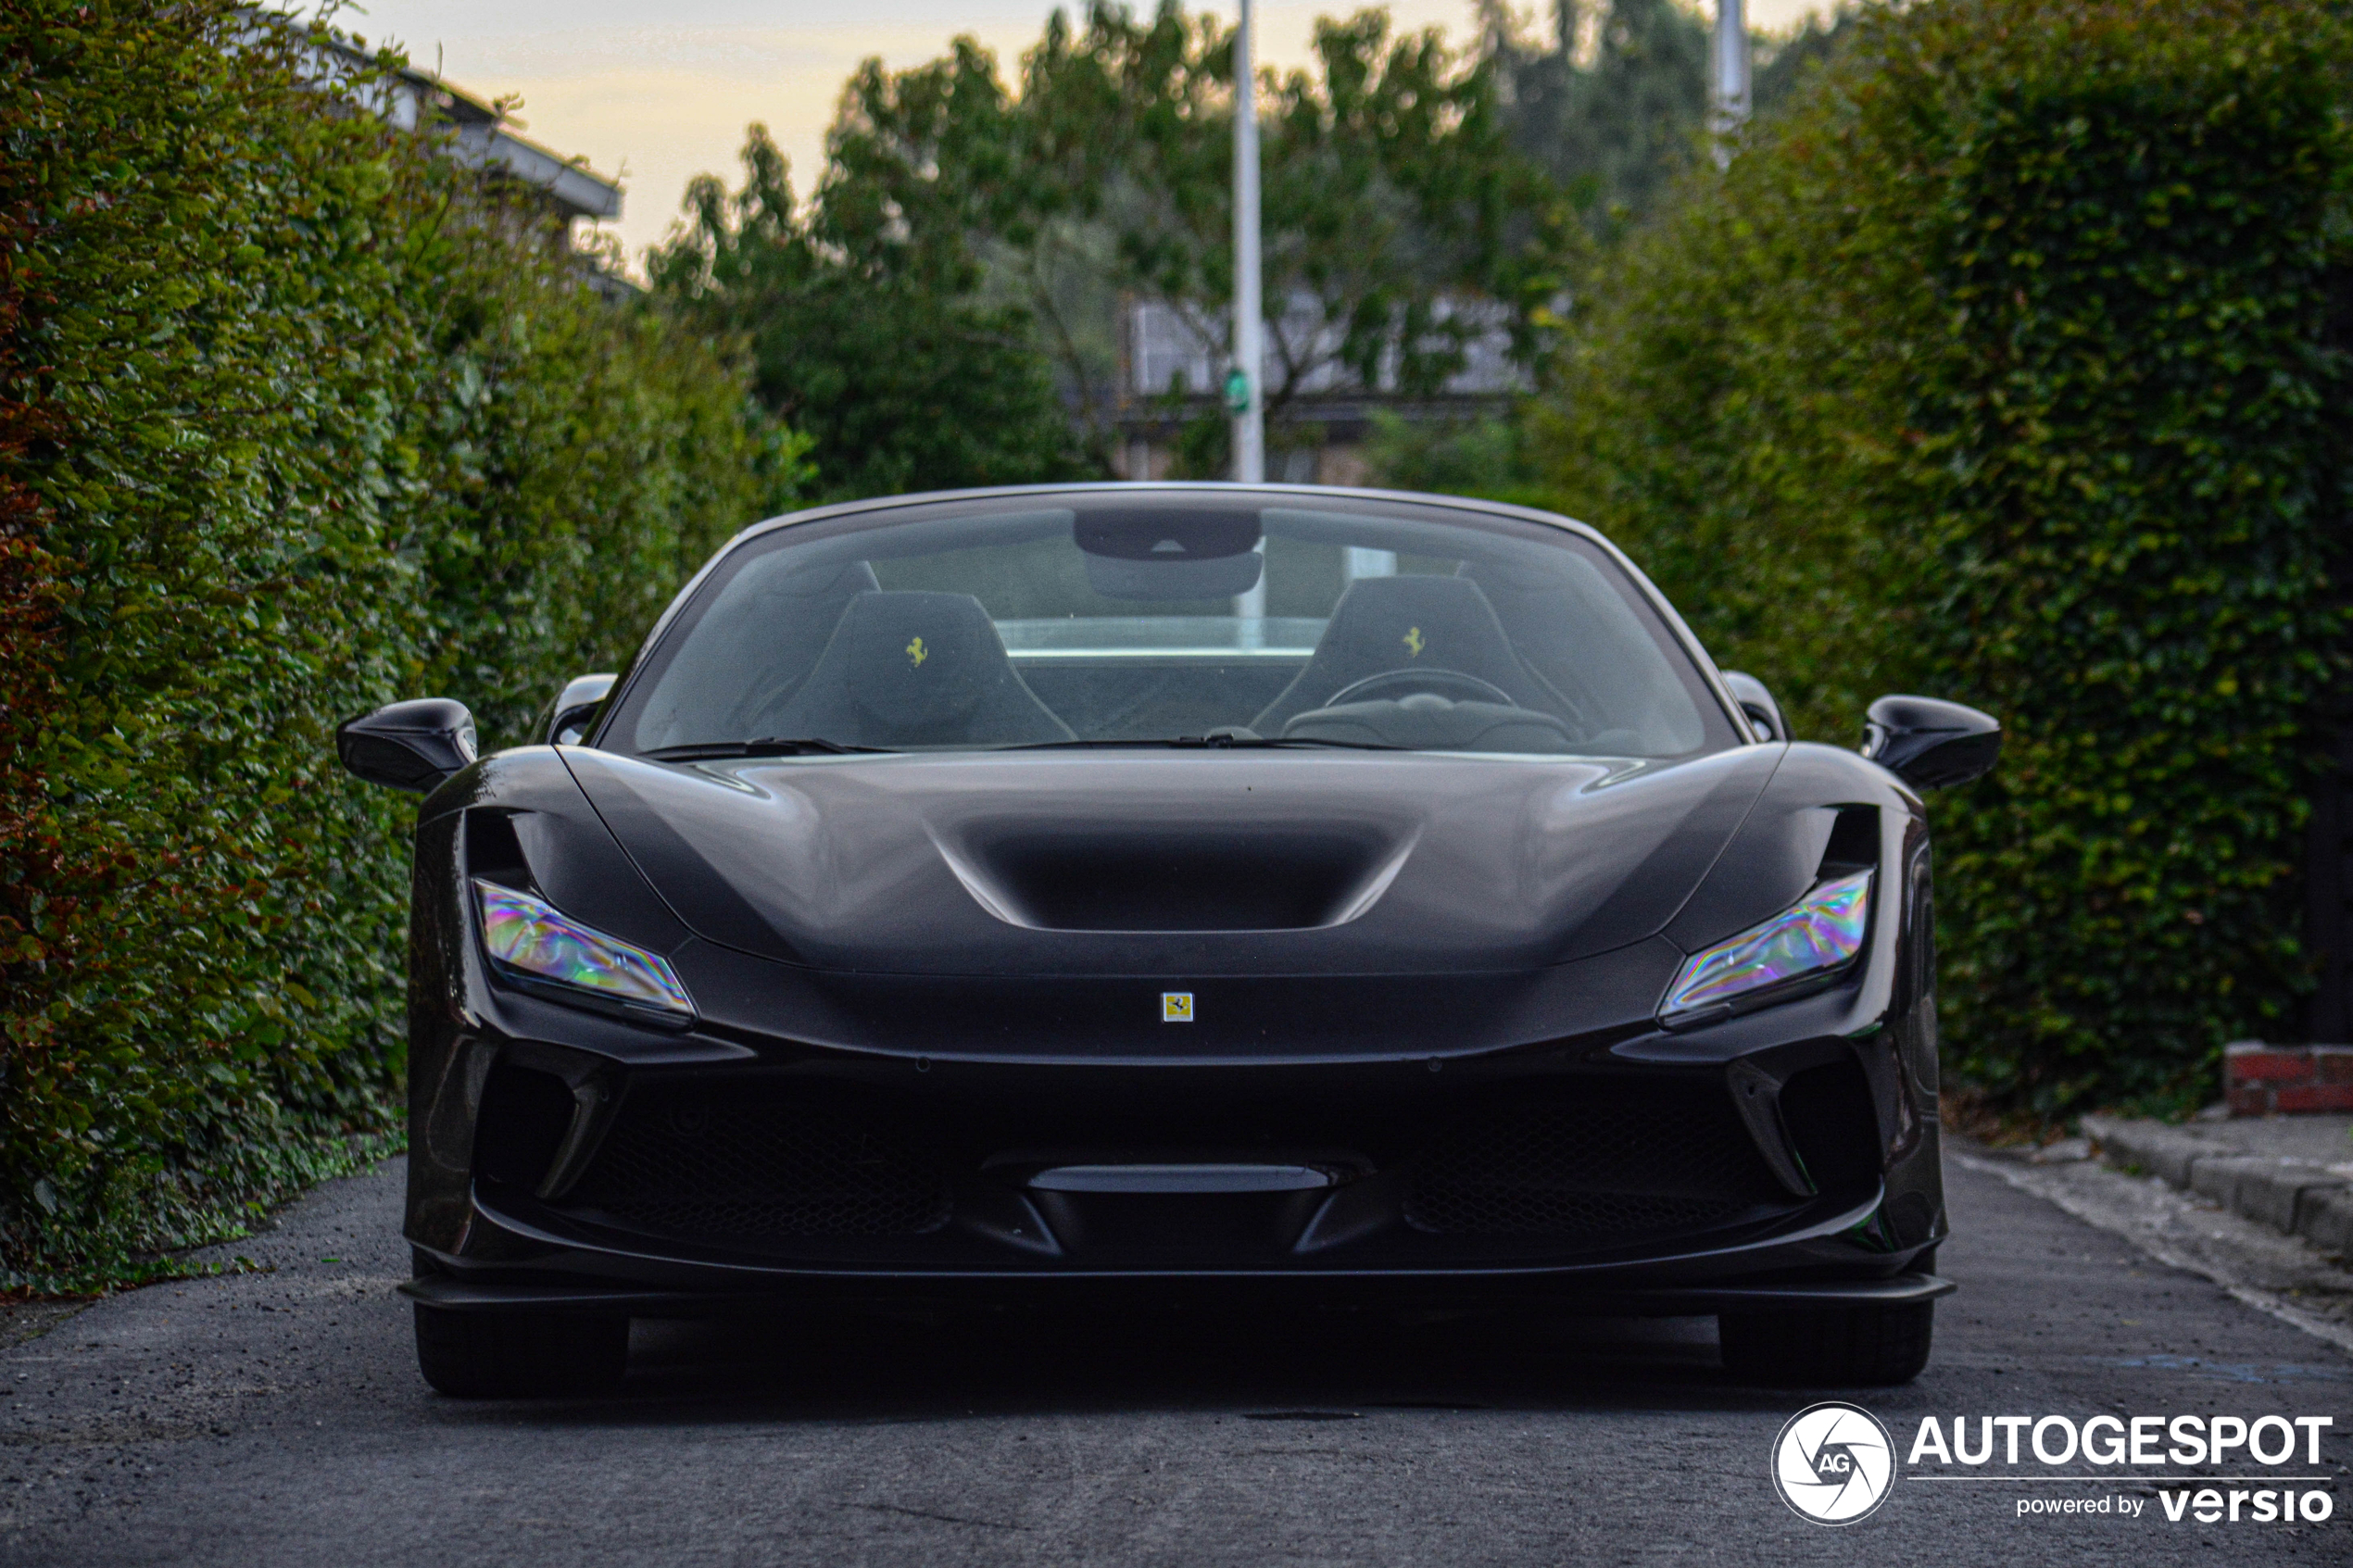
[406,983,1947,1317]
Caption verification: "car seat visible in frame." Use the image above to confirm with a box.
[1251,574,1557,734]
[761,591,1075,748]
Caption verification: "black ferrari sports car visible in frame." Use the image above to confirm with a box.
[337,484,1998,1398]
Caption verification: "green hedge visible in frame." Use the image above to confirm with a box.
[0,1,800,1287]
[1534,0,2353,1118]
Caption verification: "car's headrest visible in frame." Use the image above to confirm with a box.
[839,591,1014,727]
[1252,573,1553,734]
[766,591,1073,746]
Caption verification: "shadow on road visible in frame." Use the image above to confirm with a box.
[432,1305,1809,1428]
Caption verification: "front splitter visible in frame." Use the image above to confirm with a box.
[400,1269,1953,1318]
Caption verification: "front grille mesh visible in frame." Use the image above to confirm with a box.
[1404,1084,1783,1238]
[557,1074,1789,1249]
[566,1085,949,1239]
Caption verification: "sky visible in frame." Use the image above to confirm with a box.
[307,1,1829,269]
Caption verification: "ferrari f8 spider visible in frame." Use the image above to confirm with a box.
[337,485,1998,1397]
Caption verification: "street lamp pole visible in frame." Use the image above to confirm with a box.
[1711,0,1750,165]
[1229,0,1265,486]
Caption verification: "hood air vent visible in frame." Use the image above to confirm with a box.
[942,823,1416,933]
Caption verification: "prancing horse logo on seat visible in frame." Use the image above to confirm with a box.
[905,635,927,668]
[1402,626,1426,659]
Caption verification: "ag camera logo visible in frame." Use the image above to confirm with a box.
[1773,1401,1895,1524]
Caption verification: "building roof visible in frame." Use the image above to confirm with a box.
[319,39,623,222]
[385,67,622,222]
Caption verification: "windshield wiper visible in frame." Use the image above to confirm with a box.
[642,737,893,761]
[1002,734,1408,752]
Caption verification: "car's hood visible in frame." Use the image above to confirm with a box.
[560,746,1783,977]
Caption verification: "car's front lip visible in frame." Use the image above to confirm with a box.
[409,1185,1948,1307]
[400,1264,1957,1318]
[454,1168,1887,1273]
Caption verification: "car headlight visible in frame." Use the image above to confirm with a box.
[473,879,693,1019]
[1658,869,1872,1024]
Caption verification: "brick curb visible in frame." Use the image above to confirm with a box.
[2082,1113,2353,1255]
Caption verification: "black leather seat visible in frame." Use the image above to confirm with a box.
[761,591,1074,748]
[1251,574,1555,734]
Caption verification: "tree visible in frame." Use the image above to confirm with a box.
[1022,3,1578,452]
[648,114,1092,504]
[1478,1,1862,232]
[0,1,789,1286]
[1528,0,2353,1116]
[661,3,1579,478]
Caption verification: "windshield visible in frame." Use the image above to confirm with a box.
[604,492,1737,759]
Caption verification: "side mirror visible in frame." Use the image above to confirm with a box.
[336,698,478,794]
[1862,695,2000,789]
[542,672,617,746]
[1720,671,1785,742]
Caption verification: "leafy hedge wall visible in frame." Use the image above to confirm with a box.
[0,1,799,1287]
[1535,0,2353,1117]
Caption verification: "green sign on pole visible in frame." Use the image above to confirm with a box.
[1224,367,1252,415]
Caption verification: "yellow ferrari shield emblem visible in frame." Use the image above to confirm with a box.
[905,635,927,668]
[1402,626,1426,659]
[1162,991,1194,1022]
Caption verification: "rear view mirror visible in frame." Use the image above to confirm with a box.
[1075,504,1264,601]
[542,672,616,746]
[1862,695,2000,789]
[1720,671,1785,742]
[1074,505,1260,560]
[336,698,478,794]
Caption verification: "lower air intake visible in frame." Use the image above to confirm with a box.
[1404,1082,1784,1238]
[567,1084,949,1239]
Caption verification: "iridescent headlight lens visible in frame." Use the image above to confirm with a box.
[473,879,692,1016]
[1658,869,1872,1023]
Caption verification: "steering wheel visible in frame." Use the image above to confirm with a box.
[1322,668,1519,709]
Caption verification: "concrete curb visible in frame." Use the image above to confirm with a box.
[2082,1112,2351,1258]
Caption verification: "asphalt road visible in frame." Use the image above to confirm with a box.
[3,1152,2346,1566]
